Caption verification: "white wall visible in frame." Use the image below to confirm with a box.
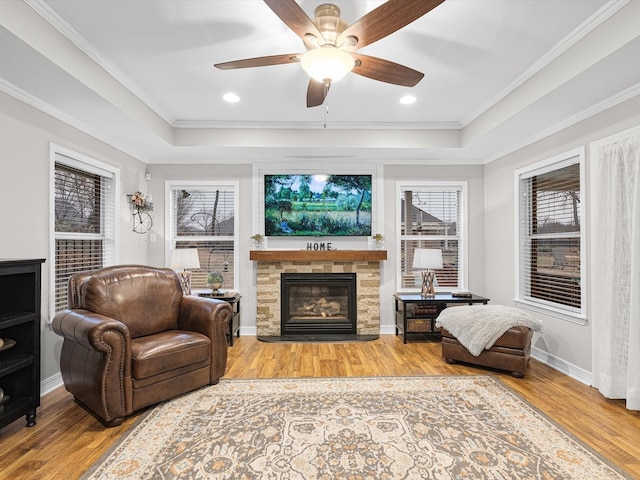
[0,91,149,382]
[0,93,484,384]
[145,163,255,329]
[484,94,640,379]
[4,81,640,387]
[144,162,485,334]
[381,164,486,331]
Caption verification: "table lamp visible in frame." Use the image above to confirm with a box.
[412,248,443,297]
[170,248,200,295]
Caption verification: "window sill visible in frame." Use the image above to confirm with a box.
[514,298,587,326]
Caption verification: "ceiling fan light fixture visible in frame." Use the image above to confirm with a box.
[312,4,348,46]
[300,46,355,84]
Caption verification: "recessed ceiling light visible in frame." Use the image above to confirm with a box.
[399,95,417,105]
[223,92,240,103]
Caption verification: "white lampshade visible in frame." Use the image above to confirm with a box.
[300,46,355,83]
[412,248,443,270]
[170,248,200,270]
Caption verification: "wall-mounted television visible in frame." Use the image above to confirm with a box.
[264,174,372,236]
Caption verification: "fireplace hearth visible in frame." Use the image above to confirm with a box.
[281,273,356,336]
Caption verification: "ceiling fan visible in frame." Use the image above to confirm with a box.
[214,0,445,107]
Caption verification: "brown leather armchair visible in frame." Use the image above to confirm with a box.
[52,265,232,426]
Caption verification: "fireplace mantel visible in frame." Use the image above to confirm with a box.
[250,250,387,262]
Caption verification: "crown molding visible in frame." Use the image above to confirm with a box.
[172,119,462,130]
[18,0,633,162]
[0,77,144,160]
[481,81,640,164]
[462,0,630,128]
[5,70,637,168]
[25,0,174,125]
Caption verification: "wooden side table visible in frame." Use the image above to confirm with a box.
[193,290,241,346]
[394,293,489,344]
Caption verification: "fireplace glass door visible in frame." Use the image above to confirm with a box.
[281,273,356,335]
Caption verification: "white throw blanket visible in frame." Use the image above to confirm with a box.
[435,305,543,356]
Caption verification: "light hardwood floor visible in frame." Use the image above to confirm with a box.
[1,335,639,479]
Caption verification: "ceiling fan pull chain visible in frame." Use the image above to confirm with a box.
[324,106,329,129]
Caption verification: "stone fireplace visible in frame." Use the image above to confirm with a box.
[250,250,386,338]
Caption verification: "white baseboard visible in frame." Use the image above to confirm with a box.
[41,335,591,395]
[239,326,257,337]
[531,346,592,385]
[378,327,593,385]
[41,372,64,396]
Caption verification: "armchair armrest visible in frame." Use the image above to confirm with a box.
[178,296,232,383]
[52,309,131,352]
[52,309,133,423]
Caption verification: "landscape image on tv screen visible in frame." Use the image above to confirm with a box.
[264,174,372,236]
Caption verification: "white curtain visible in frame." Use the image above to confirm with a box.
[591,127,640,410]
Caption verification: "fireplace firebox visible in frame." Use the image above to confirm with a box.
[281,273,356,336]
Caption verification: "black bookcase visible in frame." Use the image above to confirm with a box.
[0,258,45,429]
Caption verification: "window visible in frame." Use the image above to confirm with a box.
[51,148,118,314]
[515,149,585,321]
[397,182,467,291]
[167,182,238,290]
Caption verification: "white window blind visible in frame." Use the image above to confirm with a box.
[169,185,237,290]
[518,157,582,314]
[53,153,116,313]
[398,183,466,291]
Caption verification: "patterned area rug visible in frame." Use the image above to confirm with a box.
[82,376,632,480]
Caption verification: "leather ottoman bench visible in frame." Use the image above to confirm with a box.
[435,304,542,378]
[440,326,533,377]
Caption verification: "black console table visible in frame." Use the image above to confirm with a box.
[394,293,489,344]
[194,290,241,346]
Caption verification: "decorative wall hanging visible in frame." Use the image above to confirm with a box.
[128,192,153,233]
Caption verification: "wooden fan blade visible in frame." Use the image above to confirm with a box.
[338,0,445,50]
[352,54,424,87]
[307,79,328,108]
[263,0,323,43]
[214,53,300,70]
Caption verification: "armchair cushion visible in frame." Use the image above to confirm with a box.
[131,330,211,380]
